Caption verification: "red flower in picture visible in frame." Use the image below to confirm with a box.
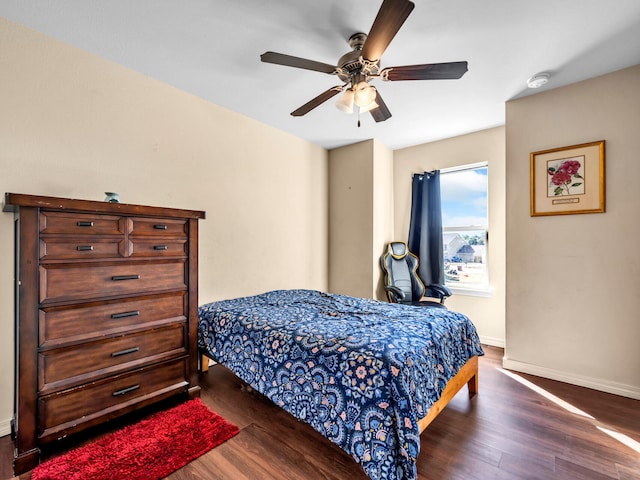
[547,157,585,196]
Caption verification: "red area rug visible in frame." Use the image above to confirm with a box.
[31,398,239,480]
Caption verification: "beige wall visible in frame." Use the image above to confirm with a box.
[505,65,640,399]
[0,18,328,434]
[372,140,395,300]
[328,140,375,298]
[328,139,394,299]
[393,127,506,347]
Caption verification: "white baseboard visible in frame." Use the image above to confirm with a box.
[0,417,11,437]
[479,335,504,348]
[502,357,640,400]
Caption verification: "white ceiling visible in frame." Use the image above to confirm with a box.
[3,0,640,150]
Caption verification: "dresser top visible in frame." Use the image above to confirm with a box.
[3,193,206,220]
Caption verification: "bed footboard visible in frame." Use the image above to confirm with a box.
[417,355,478,433]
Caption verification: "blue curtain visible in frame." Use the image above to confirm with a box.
[408,171,444,293]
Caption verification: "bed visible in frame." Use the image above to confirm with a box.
[198,289,484,480]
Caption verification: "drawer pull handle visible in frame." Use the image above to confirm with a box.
[112,384,140,397]
[111,274,140,281]
[111,346,140,358]
[77,245,94,251]
[77,221,94,227]
[153,224,168,230]
[154,245,168,251]
[111,310,140,319]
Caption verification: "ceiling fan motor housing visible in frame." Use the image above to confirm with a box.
[337,33,379,84]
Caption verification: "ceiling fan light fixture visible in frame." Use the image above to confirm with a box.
[354,82,377,107]
[358,100,379,113]
[335,89,355,113]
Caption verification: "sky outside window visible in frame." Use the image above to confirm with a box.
[441,167,488,228]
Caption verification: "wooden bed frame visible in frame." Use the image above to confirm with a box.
[417,355,478,432]
[201,352,479,434]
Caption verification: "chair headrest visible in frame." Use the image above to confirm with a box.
[388,242,409,259]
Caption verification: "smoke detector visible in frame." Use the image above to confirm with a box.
[527,72,550,89]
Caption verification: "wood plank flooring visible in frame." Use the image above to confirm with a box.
[2,346,639,479]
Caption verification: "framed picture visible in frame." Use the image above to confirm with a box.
[530,140,605,216]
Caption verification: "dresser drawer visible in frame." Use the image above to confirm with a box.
[128,238,187,257]
[39,293,186,347]
[40,211,125,236]
[39,260,187,304]
[129,217,187,237]
[39,323,186,393]
[40,236,125,261]
[39,358,188,439]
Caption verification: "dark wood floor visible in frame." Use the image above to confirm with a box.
[2,346,639,479]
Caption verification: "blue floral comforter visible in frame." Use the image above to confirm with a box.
[198,289,483,480]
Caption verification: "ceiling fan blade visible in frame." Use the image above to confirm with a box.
[369,90,392,122]
[361,0,415,62]
[380,61,468,81]
[291,86,343,117]
[261,51,337,74]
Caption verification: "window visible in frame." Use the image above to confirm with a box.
[440,163,489,290]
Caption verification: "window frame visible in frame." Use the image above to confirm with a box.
[440,162,491,295]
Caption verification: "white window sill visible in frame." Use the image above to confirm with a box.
[447,285,494,298]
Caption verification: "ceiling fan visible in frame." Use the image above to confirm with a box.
[260,0,468,124]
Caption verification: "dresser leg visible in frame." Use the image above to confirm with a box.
[14,447,40,476]
[188,385,202,399]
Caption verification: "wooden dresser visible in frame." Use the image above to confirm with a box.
[3,193,205,474]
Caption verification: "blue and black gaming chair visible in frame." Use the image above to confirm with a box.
[380,242,451,308]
